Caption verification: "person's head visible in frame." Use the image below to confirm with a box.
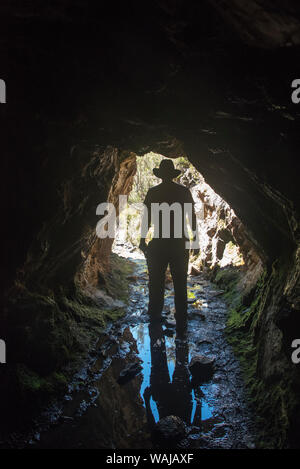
[153,159,181,182]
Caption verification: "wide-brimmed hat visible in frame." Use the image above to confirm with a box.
[153,159,181,179]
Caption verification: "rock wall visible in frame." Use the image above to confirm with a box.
[208,0,300,48]
[18,146,135,289]
[186,175,262,277]
[78,152,137,290]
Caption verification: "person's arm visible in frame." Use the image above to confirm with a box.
[139,191,151,254]
[186,190,200,254]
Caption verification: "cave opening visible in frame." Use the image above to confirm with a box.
[70,149,265,447]
[28,146,262,449]
[112,151,249,275]
[72,144,265,332]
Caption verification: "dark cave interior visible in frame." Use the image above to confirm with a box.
[0,0,300,448]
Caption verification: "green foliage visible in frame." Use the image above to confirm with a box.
[16,365,68,400]
[129,152,200,204]
[129,152,164,203]
[214,267,242,309]
[106,253,134,301]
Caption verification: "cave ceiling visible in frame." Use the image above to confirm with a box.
[1,0,300,269]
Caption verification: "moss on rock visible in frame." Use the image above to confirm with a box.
[214,263,300,448]
[0,253,133,435]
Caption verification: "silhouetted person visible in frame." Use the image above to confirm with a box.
[139,159,199,339]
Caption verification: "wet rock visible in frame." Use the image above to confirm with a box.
[211,422,229,438]
[209,290,225,297]
[189,310,205,321]
[190,433,214,449]
[197,339,212,345]
[164,328,174,338]
[61,415,74,423]
[188,425,200,435]
[153,415,187,445]
[187,298,197,304]
[189,355,215,382]
[176,438,190,449]
[246,441,256,449]
[117,362,142,385]
[165,318,176,328]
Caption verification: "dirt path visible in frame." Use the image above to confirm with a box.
[29,252,256,449]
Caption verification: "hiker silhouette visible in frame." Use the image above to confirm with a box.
[139,159,199,339]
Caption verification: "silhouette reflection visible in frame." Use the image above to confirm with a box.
[143,319,203,433]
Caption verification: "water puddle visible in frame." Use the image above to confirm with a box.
[130,323,215,429]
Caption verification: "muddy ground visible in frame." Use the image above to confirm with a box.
[14,246,257,449]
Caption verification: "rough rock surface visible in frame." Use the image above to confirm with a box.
[154,416,187,445]
[189,355,215,382]
[15,255,256,450]
[186,174,263,277]
[117,361,142,385]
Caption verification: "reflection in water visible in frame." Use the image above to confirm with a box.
[27,254,256,449]
[130,322,214,431]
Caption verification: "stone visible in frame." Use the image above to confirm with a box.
[189,355,215,382]
[165,318,176,328]
[117,362,142,385]
[153,415,187,444]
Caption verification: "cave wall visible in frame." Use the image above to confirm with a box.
[1,0,300,446]
[77,151,137,290]
[185,173,262,276]
[208,0,300,48]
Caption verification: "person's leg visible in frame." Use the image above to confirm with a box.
[147,241,168,323]
[172,340,193,423]
[169,246,189,337]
